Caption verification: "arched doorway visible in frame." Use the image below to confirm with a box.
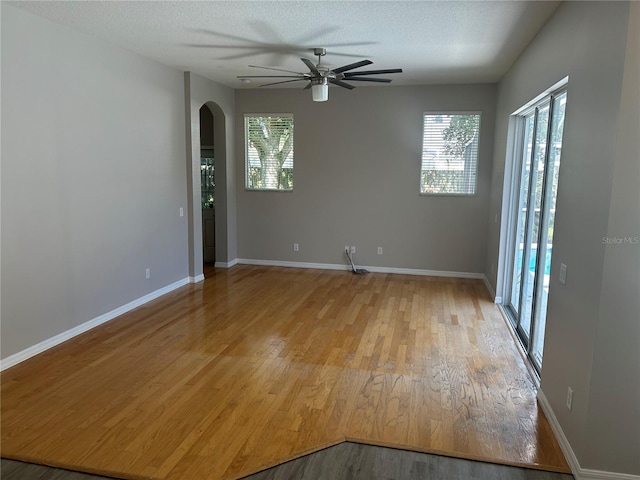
[184,71,236,282]
[186,96,230,282]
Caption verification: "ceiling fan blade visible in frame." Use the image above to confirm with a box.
[304,82,313,90]
[332,60,373,74]
[259,79,309,87]
[329,79,356,90]
[344,69,403,76]
[218,51,273,61]
[342,77,393,83]
[311,41,378,48]
[237,75,307,79]
[300,58,319,75]
[248,65,305,75]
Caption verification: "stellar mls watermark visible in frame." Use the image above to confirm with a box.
[602,236,639,245]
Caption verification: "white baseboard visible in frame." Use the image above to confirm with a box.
[215,259,238,268]
[537,389,640,480]
[238,258,349,271]
[236,258,485,279]
[189,274,205,283]
[537,389,582,476]
[481,275,503,303]
[579,471,640,480]
[0,277,190,371]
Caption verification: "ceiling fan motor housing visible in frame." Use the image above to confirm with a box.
[316,65,333,79]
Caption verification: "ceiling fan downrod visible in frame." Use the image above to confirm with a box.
[311,48,329,101]
[314,47,326,65]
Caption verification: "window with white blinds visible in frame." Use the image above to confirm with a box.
[420,113,481,195]
[244,114,294,191]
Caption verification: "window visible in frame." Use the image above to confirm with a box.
[420,113,481,195]
[244,114,294,191]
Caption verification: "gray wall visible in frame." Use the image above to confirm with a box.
[235,85,496,273]
[586,1,640,472]
[1,5,189,358]
[487,1,639,474]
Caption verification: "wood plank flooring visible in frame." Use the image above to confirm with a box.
[1,266,570,480]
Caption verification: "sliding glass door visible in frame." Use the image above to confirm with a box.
[506,89,567,373]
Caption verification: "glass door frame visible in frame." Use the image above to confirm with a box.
[503,85,567,375]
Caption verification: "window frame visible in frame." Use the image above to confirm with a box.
[419,111,482,197]
[244,113,294,192]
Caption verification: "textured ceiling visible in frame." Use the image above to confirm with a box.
[9,1,560,88]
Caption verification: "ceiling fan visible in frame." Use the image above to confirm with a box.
[237,48,403,102]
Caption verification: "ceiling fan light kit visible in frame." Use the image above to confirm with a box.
[311,77,328,102]
[237,47,402,103]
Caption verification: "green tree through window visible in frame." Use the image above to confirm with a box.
[420,113,481,195]
[245,115,293,190]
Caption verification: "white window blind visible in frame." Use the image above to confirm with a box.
[420,113,481,195]
[244,114,294,191]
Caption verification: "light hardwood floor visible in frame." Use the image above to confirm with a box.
[1,266,570,480]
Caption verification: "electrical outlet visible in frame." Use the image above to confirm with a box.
[179,207,184,217]
[145,268,150,279]
[293,243,299,252]
[559,263,567,285]
[345,246,350,254]
[377,247,383,255]
[566,387,573,410]
[350,246,356,254]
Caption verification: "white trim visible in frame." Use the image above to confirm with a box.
[215,258,238,268]
[238,258,349,271]
[578,471,640,480]
[0,278,190,371]
[237,258,485,279]
[537,389,583,477]
[537,389,640,480]
[511,76,570,116]
[363,265,484,279]
[189,274,205,283]
[482,274,502,303]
